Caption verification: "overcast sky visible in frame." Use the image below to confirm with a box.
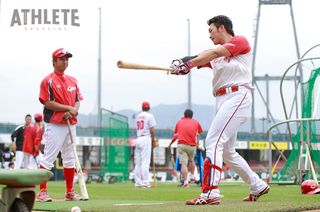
[0,0,320,124]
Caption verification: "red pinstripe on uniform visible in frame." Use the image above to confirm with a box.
[212,92,247,185]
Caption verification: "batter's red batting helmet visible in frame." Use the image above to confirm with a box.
[142,101,150,110]
[34,113,43,122]
[301,179,320,194]
[52,48,73,59]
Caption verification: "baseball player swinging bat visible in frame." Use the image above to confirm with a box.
[67,119,89,200]
[117,60,174,72]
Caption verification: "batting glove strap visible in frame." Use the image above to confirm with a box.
[170,59,182,68]
[171,55,196,67]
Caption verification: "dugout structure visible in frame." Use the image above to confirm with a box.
[271,67,320,183]
[100,109,130,183]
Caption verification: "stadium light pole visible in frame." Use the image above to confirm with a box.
[97,7,102,129]
[251,0,301,133]
[187,19,192,110]
[0,0,2,30]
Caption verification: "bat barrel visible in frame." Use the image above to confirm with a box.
[117,60,174,72]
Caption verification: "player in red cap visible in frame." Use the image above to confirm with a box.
[22,113,43,169]
[33,113,44,166]
[37,48,83,202]
[134,101,157,188]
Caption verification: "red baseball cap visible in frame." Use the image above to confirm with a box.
[142,101,150,109]
[52,48,73,59]
[34,113,43,122]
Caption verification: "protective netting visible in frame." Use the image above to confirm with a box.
[100,109,130,182]
[273,67,320,183]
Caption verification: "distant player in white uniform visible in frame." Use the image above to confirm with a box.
[171,15,269,205]
[134,101,157,188]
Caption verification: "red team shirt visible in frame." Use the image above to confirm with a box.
[174,118,203,146]
[23,124,43,155]
[23,124,36,154]
[39,71,83,125]
[34,126,43,156]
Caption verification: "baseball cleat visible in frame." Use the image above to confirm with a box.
[185,196,221,205]
[243,185,270,201]
[182,183,189,188]
[189,178,196,183]
[65,191,81,201]
[36,190,52,202]
[135,185,152,189]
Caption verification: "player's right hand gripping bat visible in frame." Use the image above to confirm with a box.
[67,119,89,200]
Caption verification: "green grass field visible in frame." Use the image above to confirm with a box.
[17,181,320,211]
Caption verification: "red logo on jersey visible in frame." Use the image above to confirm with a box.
[67,86,76,92]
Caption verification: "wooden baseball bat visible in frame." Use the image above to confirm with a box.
[117,60,174,72]
[67,119,89,200]
[169,148,178,182]
[151,148,157,188]
[271,153,282,174]
[169,148,175,169]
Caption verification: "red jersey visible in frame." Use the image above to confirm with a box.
[34,125,43,156]
[39,71,83,125]
[23,124,36,154]
[174,118,203,146]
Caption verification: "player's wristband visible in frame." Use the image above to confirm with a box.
[197,62,212,69]
[186,60,195,68]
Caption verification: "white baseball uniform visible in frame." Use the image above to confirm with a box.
[202,36,267,198]
[41,123,76,169]
[134,111,156,187]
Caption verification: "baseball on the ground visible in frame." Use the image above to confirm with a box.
[71,206,81,212]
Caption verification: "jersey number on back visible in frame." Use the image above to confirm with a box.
[137,120,144,130]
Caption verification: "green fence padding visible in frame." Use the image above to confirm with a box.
[100,109,130,182]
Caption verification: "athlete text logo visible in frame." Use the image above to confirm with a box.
[10,9,80,30]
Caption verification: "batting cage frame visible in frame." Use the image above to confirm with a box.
[268,54,320,184]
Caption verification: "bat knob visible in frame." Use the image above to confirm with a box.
[117,60,124,68]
